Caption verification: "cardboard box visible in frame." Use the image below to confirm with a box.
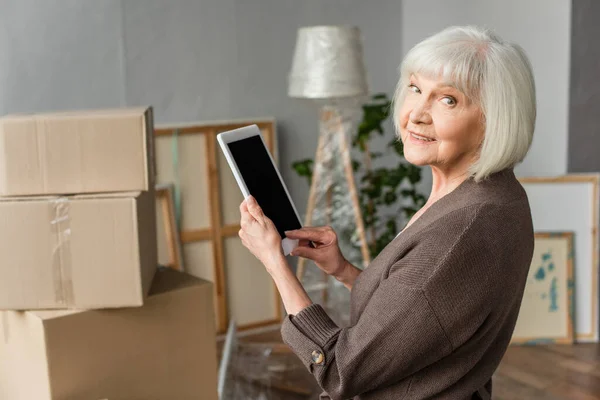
[0,269,218,400]
[0,190,157,310]
[0,107,155,196]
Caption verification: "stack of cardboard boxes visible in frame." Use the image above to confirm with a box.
[0,108,218,400]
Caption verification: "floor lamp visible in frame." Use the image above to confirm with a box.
[288,26,371,324]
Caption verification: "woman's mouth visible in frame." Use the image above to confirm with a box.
[409,131,436,143]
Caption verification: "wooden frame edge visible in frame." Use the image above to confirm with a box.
[155,120,275,137]
[206,130,229,333]
[180,224,240,243]
[155,183,184,271]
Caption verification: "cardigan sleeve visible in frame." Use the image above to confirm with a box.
[280,276,453,399]
[280,204,516,399]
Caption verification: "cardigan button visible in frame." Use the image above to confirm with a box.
[311,350,325,365]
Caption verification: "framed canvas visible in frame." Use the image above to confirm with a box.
[519,174,599,341]
[155,183,184,271]
[154,119,282,333]
[511,232,575,345]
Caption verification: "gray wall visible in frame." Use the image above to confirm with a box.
[0,0,404,217]
[568,0,600,173]
[402,0,572,190]
[121,0,405,215]
[0,1,126,112]
[0,0,572,216]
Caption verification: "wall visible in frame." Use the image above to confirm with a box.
[0,0,405,218]
[568,0,600,173]
[0,0,573,214]
[0,0,125,112]
[121,0,404,216]
[402,0,572,189]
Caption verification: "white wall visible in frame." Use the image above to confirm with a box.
[402,0,572,184]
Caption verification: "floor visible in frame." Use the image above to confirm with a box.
[494,343,600,399]
[218,327,600,399]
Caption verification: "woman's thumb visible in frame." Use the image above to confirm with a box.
[290,245,317,260]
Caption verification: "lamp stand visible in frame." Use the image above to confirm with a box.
[296,105,371,322]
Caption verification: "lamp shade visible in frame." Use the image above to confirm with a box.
[288,26,368,99]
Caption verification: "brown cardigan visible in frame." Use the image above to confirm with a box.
[281,169,534,399]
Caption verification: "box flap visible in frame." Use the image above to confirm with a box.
[29,270,209,321]
[1,107,151,121]
[72,191,142,200]
[0,192,142,203]
[149,268,210,296]
[0,195,59,203]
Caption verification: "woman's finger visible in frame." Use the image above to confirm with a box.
[240,207,255,229]
[290,245,319,260]
[246,196,265,222]
[285,227,330,243]
[238,230,249,248]
[299,239,311,247]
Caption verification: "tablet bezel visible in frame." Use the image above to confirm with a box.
[217,124,302,255]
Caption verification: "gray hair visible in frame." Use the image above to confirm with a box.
[392,25,536,182]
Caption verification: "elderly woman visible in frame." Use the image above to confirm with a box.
[239,25,536,399]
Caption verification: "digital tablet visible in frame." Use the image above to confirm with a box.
[217,125,302,256]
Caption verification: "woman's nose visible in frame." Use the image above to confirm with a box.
[409,100,432,125]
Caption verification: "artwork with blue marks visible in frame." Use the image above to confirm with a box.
[531,249,559,312]
[511,233,574,345]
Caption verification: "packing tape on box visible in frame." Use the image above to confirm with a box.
[50,197,74,307]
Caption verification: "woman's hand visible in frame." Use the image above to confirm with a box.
[238,196,283,270]
[239,196,313,315]
[285,226,349,277]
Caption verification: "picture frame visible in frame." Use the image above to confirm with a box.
[511,232,575,345]
[155,183,184,271]
[519,174,599,342]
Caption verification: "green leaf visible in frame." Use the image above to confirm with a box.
[407,164,422,184]
[386,167,406,188]
[291,159,314,186]
[365,185,382,199]
[383,191,397,205]
[403,207,417,219]
[401,189,415,197]
[389,138,404,157]
[385,219,397,233]
[414,194,427,206]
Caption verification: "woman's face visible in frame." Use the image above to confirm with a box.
[397,73,484,175]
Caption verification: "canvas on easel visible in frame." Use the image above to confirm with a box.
[154,119,282,334]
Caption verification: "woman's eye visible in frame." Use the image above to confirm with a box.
[408,84,421,94]
[441,96,456,106]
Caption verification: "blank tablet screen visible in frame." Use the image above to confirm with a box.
[227,135,302,238]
